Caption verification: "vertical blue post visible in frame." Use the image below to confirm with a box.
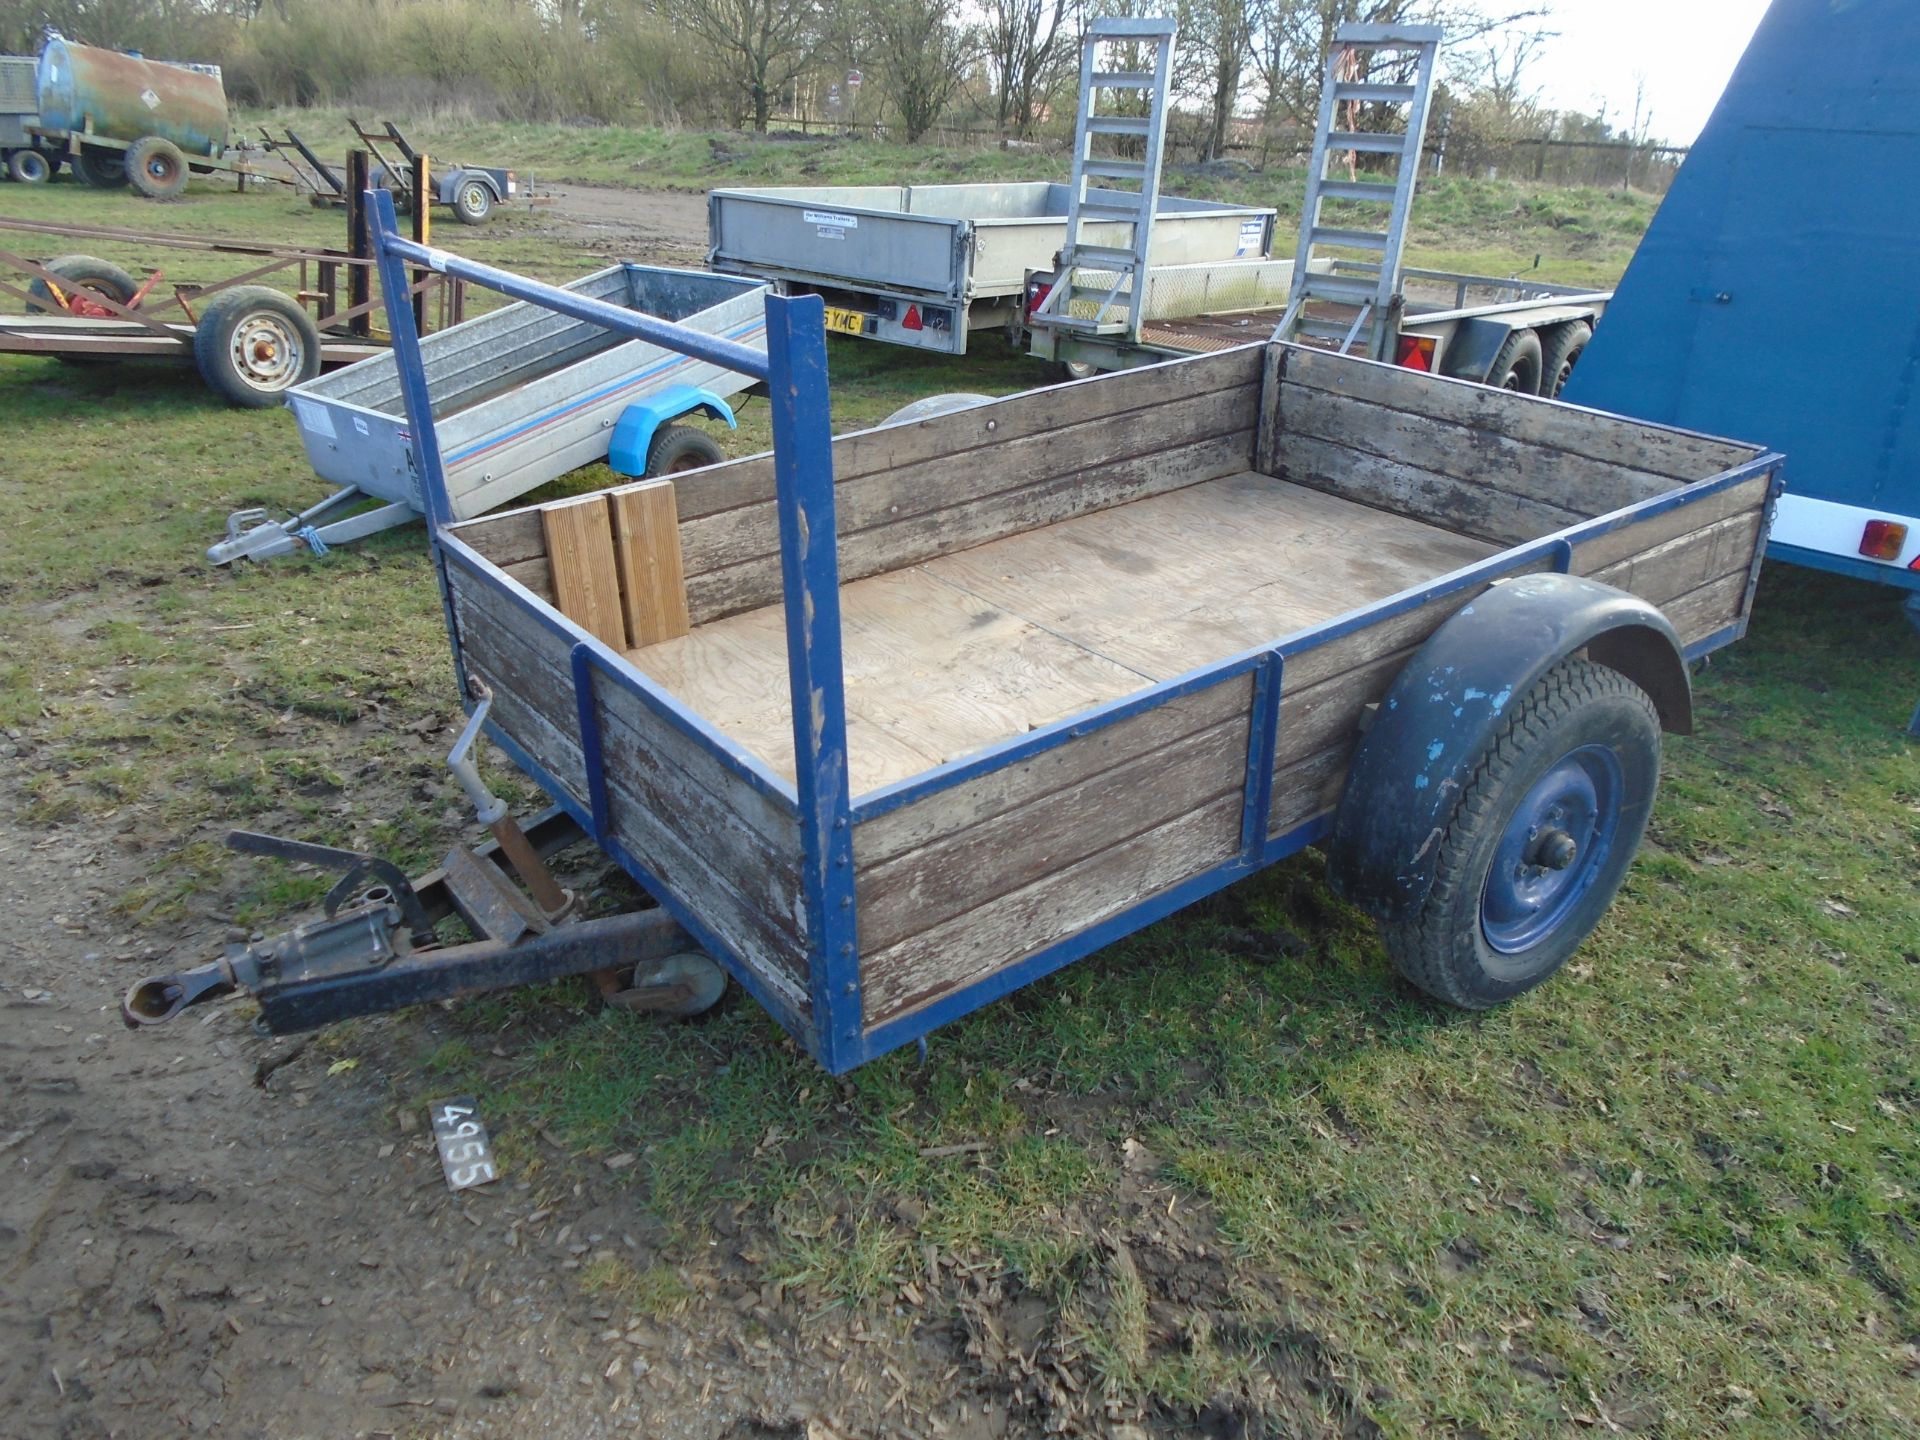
[763,292,861,1068]
[365,188,467,694]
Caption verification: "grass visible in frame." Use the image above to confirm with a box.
[3,146,1917,1435]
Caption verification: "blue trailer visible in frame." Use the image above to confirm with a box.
[125,189,1781,1069]
[1565,0,1920,732]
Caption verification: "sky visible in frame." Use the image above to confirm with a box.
[1508,0,1775,144]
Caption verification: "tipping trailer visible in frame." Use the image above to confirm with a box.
[214,263,769,562]
[706,181,1273,354]
[1562,0,1920,734]
[129,195,1782,1081]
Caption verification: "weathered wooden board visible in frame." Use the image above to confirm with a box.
[927,472,1493,679]
[1278,382,1677,519]
[688,427,1257,624]
[636,566,1150,793]
[1277,430,1583,545]
[1570,473,1772,574]
[861,792,1244,1026]
[541,496,627,649]
[611,481,691,647]
[679,383,1257,581]
[857,715,1250,956]
[448,347,1264,565]
[1589,510,1766,602]
[1276,345,1762,479]
[854,672,1253,868]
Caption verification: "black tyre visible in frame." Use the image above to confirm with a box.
[1057,359,1100,382]
[1487,327,1544,395]
[26,254,137,314]
[645,424,725,476]
[1382,658,1661,1010]
[7,148,52,184]
[72,145,128,189]
[451,176,494,225]
[192,285,322,407]
[1539,320,1592,399]
[125,135,190,200]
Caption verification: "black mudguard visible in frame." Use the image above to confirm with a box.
[1325,572,1691,924]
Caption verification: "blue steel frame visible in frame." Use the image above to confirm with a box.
[364,191,1784,1075]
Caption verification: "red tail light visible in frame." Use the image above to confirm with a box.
[1396,334,1436,371]
[1861,519,1909,560]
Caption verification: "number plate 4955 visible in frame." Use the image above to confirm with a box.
[429,1096,499,1191]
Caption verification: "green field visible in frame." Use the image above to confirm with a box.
[2,150,1917,1437]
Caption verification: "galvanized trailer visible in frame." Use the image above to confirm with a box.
[213,264,768,562]
[130,202,1783,1075]
[706,181,1273,354]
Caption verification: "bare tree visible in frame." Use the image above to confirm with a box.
[668,0,820,131]
[1178,0,1254,159]
[862,0,976,143]
[981,0,1073,139]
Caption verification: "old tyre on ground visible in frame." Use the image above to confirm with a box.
[1487,326,1545,394]
[26,254,137,314]
[192,286,322,407]
[1381,658,1661,1010]
[451,176,494,225]
[72,144,128,189]
[644,423,725,476]
[7,148,52,184]
[125,135,190,200]
[1539,320,1593,400]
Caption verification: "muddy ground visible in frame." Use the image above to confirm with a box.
[0,186,1289,1440]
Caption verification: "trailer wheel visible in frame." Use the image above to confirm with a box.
[26,254,137,314]
[192,286,322,407]
[1488,327,1544,395]
[1057,359,1101,382]
[7,149,52,184]
[645,424,725,476]
[126,136,190,200]
[452,178,494,225]
[72,145,129,189]
[1539,321,1592,399]
[1381,658,1660,1010]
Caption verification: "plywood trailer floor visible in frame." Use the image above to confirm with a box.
[631,471,1493,793]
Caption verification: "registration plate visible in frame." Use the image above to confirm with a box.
[823,306,873,336]
[429,1096,498,1191]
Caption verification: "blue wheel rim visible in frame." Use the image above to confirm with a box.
[1480,743,1623,957]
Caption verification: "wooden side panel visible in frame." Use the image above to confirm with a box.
[541,496,627,649]
[854,672,1254,1027]
[448,348,1265,620]
[611,481,691,647]
[1277,346,1762,479]
[443,563,810,1010]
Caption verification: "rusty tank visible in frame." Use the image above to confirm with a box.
[35,36,227,157]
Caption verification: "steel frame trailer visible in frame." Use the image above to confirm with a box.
[707,181,1273,355]
[130,193,1781,1073]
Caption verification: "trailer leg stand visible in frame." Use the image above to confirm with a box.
[448,686,576,920]
[208,486,415,565]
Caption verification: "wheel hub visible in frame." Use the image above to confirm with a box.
[1480,744,1623,955]
[228,315,302,391]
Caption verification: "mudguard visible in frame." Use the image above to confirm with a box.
[1324,572,1691,924]
[606,384,738,477]
[1437,316,1520,383]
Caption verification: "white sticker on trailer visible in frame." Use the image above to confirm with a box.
[290,397,336,441]
[1237,217,1265,257]
[140,88,161,110]
[804,209,858,230]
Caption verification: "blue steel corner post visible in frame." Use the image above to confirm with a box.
[761,291,862,1072]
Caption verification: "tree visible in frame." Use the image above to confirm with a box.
[1178,0,1253,160]
[669,0,820,131]
[862,0,976,143]
[981,0,1072,138]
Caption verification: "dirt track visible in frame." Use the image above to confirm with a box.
[538,183,712,265]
